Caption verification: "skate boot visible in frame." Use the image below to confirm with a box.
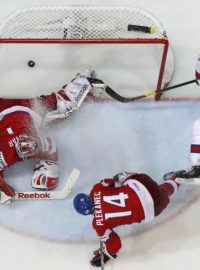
[164,166,200,185]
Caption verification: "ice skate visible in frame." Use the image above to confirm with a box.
[164,166,200,185]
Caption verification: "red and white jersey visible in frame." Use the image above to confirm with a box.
[0,93,60,172]
[90,174,178,255]
[90,178,146,237]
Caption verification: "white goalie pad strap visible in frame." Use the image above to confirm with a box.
[43,109,71,124]
[123,179,155,223]
[164,180,178,193]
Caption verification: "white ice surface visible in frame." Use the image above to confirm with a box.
[0,1,200,270]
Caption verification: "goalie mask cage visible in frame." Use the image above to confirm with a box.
[0,6,174,100]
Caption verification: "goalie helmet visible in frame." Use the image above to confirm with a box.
[73,193,94,215]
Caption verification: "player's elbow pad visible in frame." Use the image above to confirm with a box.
[104,231,122,255]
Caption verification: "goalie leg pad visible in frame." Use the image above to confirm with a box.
[62,66,96,109]
[63,77,92,108]
[44,67,95,124]
[32,160,59,190]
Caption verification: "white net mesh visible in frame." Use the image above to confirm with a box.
[0,6,167,40]
[0,6,173,99]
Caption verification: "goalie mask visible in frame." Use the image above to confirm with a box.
[73,193,94,215]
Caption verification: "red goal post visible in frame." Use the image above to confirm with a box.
[0,6,174,100]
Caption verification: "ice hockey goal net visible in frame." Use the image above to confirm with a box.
[0,6,174,99]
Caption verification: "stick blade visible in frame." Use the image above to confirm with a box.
[12,168,81,201]
[48,168,80,199]
[105,86,128,102]
[63,168,80,194]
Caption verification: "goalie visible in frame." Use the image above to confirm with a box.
[0,67,96,202]
[73,171,179,267]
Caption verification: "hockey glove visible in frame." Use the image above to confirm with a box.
[195,55,200,85]
[90,249,117,267]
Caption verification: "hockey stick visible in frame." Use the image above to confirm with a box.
[100,240,105,270]
[128,24,155,34]
[0,168,80,204]
[105,79,197,102]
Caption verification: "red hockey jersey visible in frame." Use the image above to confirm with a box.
[89,174,174,255]
[90,179,145,237]
[0,93,59,173]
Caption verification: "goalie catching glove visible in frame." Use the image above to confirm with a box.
[43,67,105,124]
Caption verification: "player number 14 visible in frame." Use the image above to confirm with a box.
[103,192,132,220]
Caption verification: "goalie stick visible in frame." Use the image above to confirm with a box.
[0,168,80,204]
[105,79,197,102]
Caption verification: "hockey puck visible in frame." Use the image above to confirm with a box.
[28,60,35,67]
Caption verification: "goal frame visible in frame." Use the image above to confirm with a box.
[0,6,172,100]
